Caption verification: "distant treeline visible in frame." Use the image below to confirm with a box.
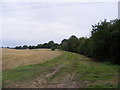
[15,41,59,50]
[14,19,120,64]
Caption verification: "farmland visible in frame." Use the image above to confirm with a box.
[2,48,61,70]
[2,48,119,88]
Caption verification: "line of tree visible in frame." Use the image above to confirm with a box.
[1,47,10,48]
[14,19,120,65]
[60,19,120,65]
[15,41,59,50]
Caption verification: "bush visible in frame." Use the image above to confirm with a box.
[51,48,55,51]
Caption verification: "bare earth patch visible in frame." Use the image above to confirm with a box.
[2,48,61,70]
[5,65,81,88]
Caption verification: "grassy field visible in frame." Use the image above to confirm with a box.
[2,49,119,88]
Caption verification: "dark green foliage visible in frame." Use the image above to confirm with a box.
[28,45,32,49]
[15,45,28,49]
[51,47,55,51]
[109,20,120,64]
[67,35,79,52]
[90,19,120,64]
[28,45,36,49]
[15,46,22,49]
[60,35,79,53]
[15,41,59,50]
[48,41,54,48]
[22,45,28,49]
[90,27,111,61]
[77,38,90,57]
[60,39,69,51]
[60,19,120,65]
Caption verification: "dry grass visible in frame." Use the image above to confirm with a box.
[2,48,61,70]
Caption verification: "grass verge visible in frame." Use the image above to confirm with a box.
[2,51,119,88]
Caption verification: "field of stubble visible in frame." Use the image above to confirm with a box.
[2,48,61,70]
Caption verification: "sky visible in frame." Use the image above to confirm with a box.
[0,0,119,47]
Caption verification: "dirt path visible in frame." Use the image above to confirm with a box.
[6,65,81,88]
[3,51,118,88]
[3,51,81,88]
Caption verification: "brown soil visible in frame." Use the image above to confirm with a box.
[5,65,81,88]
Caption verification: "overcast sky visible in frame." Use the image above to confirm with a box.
[1,0,119,47]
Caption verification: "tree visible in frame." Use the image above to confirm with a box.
[28,45,33,49]
[89,19,120,64]
[15,46,22,49]
[60,39,69,51]
[109,19,120,64]
[51,46,56,51]
[77,38,90,56]
[22,45,28,49]
[48,41,55,49]
[67,35,79,52]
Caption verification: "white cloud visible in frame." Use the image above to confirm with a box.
[1,0,119,2]
[1,2,118,46]
[2,17,76,44]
